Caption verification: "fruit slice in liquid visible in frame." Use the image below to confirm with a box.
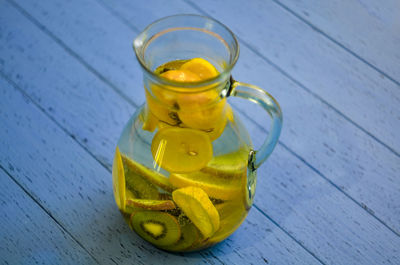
[163,223,200,252]
[122,153,173,192]
[151,127,213,173]
[130,211,181,247]
[112,147,126,210]
[202,147,249,178]
[180,57,218,80]
[125,198,176,212]
[169,171,243,200]
[172,186,220,238]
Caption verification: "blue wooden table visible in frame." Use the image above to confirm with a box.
[1,0,399,264]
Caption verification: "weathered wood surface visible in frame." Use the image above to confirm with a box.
[0,168,96,265]
[1,0,399,264]
[10,0,399,240]
[277,0,400,83]
[100,0,400,235]
[0,64,322,265]
[185,0,400,155]
[0,2,322,264]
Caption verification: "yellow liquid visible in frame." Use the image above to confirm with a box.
[113,58,255,252]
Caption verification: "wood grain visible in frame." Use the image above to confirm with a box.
[16,0,399,241]
[1,0,400,264]
[0,3,322,265]
[276,0,400,83]
[0,167,97,264]
[99,0,400,234]
[178,0,400,235]
[185,0,400,155]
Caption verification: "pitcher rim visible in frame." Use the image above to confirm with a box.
[133,14,240,92]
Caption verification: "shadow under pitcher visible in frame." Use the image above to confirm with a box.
[112,14,282,252]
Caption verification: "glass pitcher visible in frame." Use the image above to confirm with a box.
[112,14,282,252]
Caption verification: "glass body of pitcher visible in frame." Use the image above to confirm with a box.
[112,14,282,252]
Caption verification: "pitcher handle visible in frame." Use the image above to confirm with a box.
[228,78,283,170]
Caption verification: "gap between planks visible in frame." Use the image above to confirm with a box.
[0,162,101,265]
[0,44,325,265]
[0,59,321,265]
[2,1,327,262]
[183,0,400,159]
[6,0,399,243]
[95,0,400,237]
[268,0,400,88]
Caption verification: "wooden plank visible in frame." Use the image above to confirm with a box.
[2,1,400,264]
[176,0,400,234]
[27,0,400,242]
[0,0,135,169]
[275,0,400,84]
[0,3,322,265]
[184,0,400,155]
[0,168,97,265]
[231,46,400,234]
[0,81,322,265]
[242,115,400,265]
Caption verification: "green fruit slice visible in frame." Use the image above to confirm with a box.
[121,154,173,192]
[169,171,242,200]
[163,224,200,252]
[125,199,176,213]
[112,147,126,210]
[202,148,249,178]
[131,211,181,247]
[125,172,160,200]
[172,186,220,238]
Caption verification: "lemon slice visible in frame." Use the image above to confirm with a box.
[179,98,226,131]
[112,147,126,210]
[161,69,201,82]
[172,186,220,238]
[151,127,213,173]
[145,89,180,126]
[169,171,242,200]
[180,58,218,80]
[202,147,249,178]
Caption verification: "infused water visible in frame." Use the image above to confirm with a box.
[113,58,256,251]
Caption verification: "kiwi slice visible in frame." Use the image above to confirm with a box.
[125,199,176,213]
[163,223,200,252]
[125,172,159,200]
[130,211,181,247]
[169,171,242,200]
[121,154,173,192]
